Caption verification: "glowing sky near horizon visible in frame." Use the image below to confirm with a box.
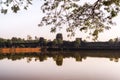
[0,0,120,41]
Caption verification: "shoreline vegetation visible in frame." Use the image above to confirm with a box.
[0,33,120,50]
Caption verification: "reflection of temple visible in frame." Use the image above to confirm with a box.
[55,54,63,66]
[110,58,119,62]
[74,52,86,62]
[0,50,120,66]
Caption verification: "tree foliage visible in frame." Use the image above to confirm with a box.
[0,0,32,14]
[1,0,120,40]
[39,0,120,40]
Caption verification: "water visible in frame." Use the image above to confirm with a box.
[0,50,120,80]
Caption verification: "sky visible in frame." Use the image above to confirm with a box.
[0,0,120,41]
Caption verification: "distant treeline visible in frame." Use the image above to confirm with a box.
[0,37,39,47]
[1,33,120,50]
[0,34,82,48]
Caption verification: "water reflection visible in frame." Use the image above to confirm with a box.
[0,50,120,66]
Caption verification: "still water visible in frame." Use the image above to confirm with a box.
[0,50,120,80]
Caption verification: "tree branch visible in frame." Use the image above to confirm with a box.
[92,0,102,18]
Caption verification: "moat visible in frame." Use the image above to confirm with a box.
[0,50,120,80]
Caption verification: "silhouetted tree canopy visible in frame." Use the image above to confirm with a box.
[1,0,120,40]
[0,0,32,13]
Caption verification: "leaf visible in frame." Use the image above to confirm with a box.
[98,28,103,32]
[44,2,48,6]
[80,27,87,31]
[3,9,7,14]
[84,21,90,26]
[1,9,7,14]
[6,0,13,3]
[111,10,117,17]
[27,0,32,5]
[103,1,112,6]
[11,5,20,13]
[6,4,9,6]
[71,3,78,8]
[92,30,98,36]
[51,27,56,32]
[67,34,70,37]
[24,7,27,10]
[66,28,72,32]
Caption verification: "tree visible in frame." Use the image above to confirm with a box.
[114,37,119,42]
[1,0,120,40]
[35,36,39,41]
[0,0,32,14]
[39,0,120,40]
[0,38,7,47]
[11,37,18,43]
[109,38,119,43]
[0,38,6,43]
[27,35,32,40]
[109,39,114,43]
